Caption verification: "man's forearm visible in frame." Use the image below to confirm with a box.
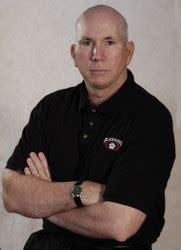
[48,201,146,242]
[3,169,76,218]
[48,202,117,239]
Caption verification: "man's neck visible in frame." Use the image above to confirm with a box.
[87,90,116,106]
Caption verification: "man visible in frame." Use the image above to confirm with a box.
[2,4,175,250]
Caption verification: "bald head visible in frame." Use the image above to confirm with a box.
[75,5,128,43]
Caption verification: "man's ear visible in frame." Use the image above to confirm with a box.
[71,44,78,67]
[126,41,135,65]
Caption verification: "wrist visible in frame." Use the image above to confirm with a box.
[81,181,105,206]
[71,181,85,208]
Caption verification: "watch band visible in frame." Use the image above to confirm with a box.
[72,181,84,208]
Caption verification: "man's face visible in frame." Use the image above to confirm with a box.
[71,12,134,92]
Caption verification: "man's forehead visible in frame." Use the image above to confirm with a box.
[77,17,120,33]
[76,21,122,41]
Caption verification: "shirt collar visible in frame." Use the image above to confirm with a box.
[78,69,135,115]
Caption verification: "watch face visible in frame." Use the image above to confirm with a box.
[72,185,81,197]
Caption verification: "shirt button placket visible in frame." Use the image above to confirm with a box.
[90,107,96,127]
[83,133,88,139]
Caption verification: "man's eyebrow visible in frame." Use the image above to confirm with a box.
[104,36,115,40]
[79,37,92,41]
[79,36,115,40]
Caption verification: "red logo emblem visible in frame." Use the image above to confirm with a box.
[103,137,122,151]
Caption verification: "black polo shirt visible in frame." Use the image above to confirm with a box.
[6,70,175,247]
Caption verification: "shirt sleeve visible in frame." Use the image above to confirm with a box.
[6,97,47,172]
[103,106,175,215]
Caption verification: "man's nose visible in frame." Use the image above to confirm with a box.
[91,45,105,62]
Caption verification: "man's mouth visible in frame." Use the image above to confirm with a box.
[90,70,109,75]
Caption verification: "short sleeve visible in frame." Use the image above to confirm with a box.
[6,98,47,172]
[103,106,175,214]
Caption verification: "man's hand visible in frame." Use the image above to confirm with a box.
[24,152,51,182]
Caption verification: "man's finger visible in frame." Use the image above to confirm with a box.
[24,167,32,176]
[38,152,51,180]
[29,152,47,178]
[27,157,40,177]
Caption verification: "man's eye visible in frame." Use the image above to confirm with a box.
[106,40,115,46]
[80,40,92,46]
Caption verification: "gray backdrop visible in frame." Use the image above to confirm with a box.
[0,0,180,249]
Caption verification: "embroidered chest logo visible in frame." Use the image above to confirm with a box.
[103,137,123,152]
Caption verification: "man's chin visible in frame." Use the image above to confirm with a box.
[85,78,113,90]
